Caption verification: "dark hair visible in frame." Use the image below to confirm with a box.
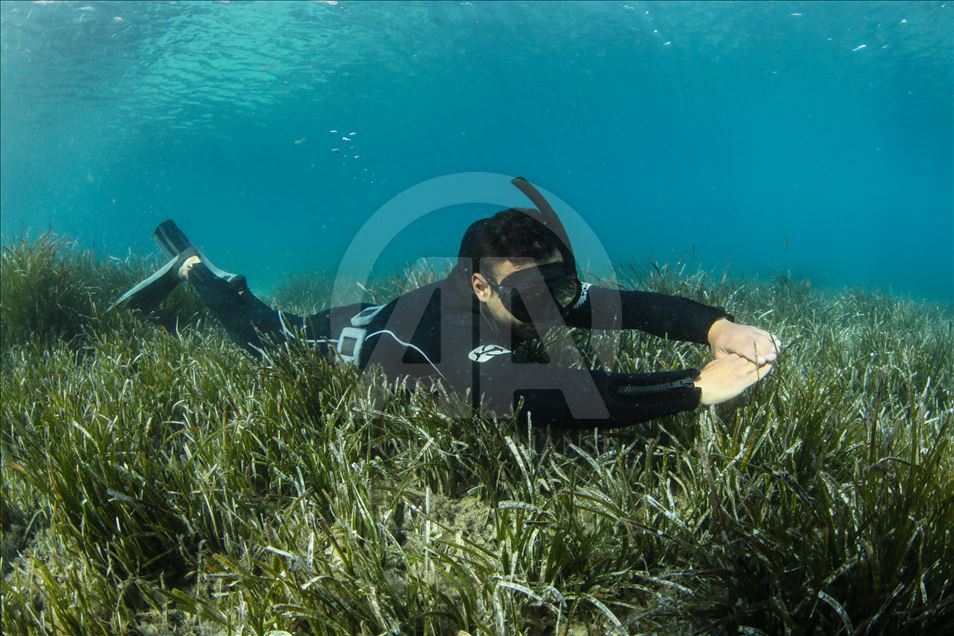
[469,208,564,275]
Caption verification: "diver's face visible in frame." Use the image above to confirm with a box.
[471,251,565,340]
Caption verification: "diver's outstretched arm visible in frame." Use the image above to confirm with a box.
[563,285,732,344]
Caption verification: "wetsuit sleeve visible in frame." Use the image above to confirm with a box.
[563,284,733,345]
[361,318,702,430]
[466,353,702,431]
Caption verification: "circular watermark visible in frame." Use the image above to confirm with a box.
[329,172,627,419]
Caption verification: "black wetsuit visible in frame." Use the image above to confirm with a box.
[188,264,730,430]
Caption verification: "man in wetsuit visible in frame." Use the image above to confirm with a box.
[116,177,780,429]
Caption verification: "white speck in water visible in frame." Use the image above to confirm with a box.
[113,16,124,22]
[900,18,908,24]
[882,44,888,49]
[790,12,802,16]
[79,5,94,11]
[663,41,671,46]
[353,155,360,160]
[851,44,867,52]
[329,129,338,134]
[331,148,340,154]
[653,28,658,34]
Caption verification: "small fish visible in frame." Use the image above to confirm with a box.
[790,12,802,17]
[663,41,671,46]
[900,18,907,24]
[348,131,357,136]
[330,129,338,133]
[331,148,340,153]
[353,155,360,160]
[851,44,867,52]
[293,137,306,145]
[342,136,351,142]
[113,16,124,22]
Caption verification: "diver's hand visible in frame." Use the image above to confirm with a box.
[707,318,781,365]
[694,353,773,406]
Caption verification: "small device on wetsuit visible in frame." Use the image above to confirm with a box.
[486,262,583,323]
[336,304,385,366]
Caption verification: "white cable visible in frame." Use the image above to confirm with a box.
[277,310,338,346]
[279,313,444,382]
[365,329,449,382]
[308,338,338,345]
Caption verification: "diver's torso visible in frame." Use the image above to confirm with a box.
[358,279,512,384]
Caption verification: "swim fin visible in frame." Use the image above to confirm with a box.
[152,219,240,282]
[111,247,198,312]
[154,219,194,258]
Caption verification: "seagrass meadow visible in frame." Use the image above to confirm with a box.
[1,235,952,635]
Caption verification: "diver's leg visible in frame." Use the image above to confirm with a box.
[117,219,328,353]
[185,260,337,355]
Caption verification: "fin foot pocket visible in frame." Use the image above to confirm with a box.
[111,247,198,312]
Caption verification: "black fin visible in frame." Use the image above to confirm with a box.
[111,247,197,312]
[153,219,194,258]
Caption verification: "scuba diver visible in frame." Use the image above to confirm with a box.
[115,177,780,429]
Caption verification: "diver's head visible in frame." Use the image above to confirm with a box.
[466,208,581,339]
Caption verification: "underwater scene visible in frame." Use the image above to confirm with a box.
[1,1,952,633]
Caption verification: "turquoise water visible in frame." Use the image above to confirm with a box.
[1,1,951,300]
